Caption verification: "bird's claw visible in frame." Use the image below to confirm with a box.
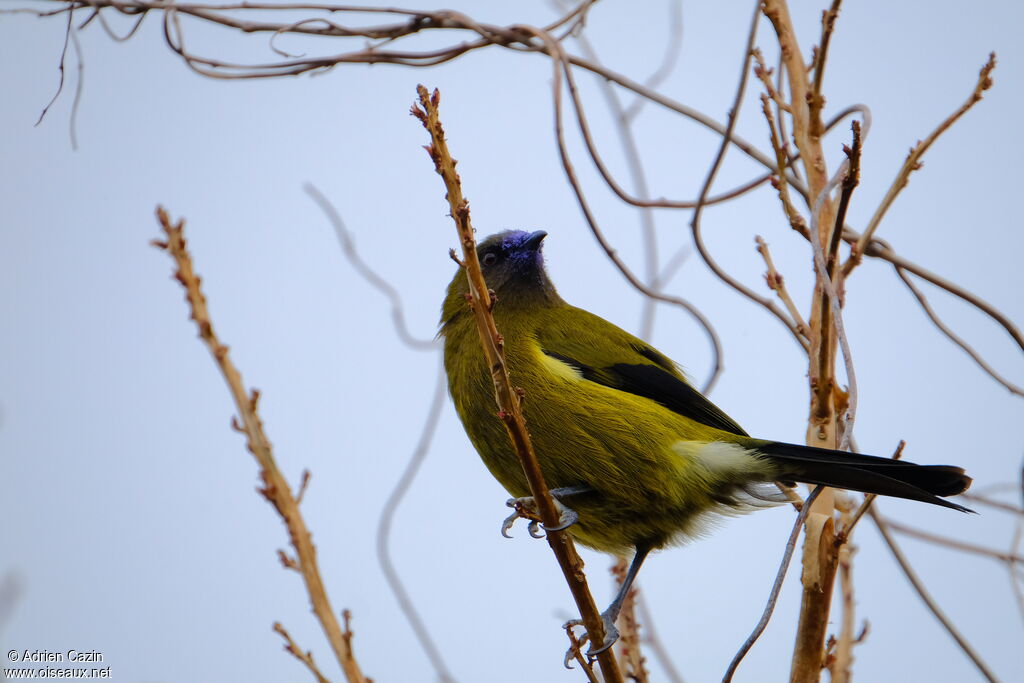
[542,505,578,532]
[500,494,579,538]
[500,509,519,538]
[562,614,620,662]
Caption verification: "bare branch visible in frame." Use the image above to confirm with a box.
[723,486,823,683]
[880,516,1024,565]
[755,236,809,341]
[687,0,814,356]
[851,53,996,265]
[894,267,1023,397]
[528,24,726,393]
[870,508,998,683]
[153,207,368,683]
[635,593,686,683]
[305,183,437,351]
[857,236,1024,375]
[375,361,455,682]
[274,622,333,683]
[808,0,843,135]
[412,84,624,683]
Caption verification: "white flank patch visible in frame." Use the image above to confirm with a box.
[689,441,759,475]
[538,352,584,381]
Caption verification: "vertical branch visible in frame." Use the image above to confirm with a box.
[828,514,857,683]
[763,0,840,447]
[411,85,624,683]
[761,2,844,679]
[152,208,368,683]
[611,558,649,683]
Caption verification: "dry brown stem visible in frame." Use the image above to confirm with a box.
[153,207,368,683]
[760,3,845,677]
[688,0,812,353]
[827,542,855,683]
[849,53,996,270]
[808,0,842,135]
[870,509,998,682]
[758,90,810,241]
[894,267,1023,397]
[611,557,648,683]
[756,235,809,341]
[724,487,823,682]
[274,622,332,683]
[880,517,1024,565]
[634,594,685,683]
[411,85,624,683]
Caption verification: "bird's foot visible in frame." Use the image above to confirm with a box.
[500,489,581,538]
[563,611,620,664]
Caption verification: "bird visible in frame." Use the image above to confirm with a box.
[439,229,972,654]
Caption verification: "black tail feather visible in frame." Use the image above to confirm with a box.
[756,441,973,513]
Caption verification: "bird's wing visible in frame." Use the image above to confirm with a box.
[536,308,748,437]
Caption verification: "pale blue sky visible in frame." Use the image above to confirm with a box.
[2,2,1022,681]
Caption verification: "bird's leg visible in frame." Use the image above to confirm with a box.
[500,486,591,538]
[565,544,652,657]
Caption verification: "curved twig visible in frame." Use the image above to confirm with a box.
[723,486,824,683]
[852,53,996,262]
[524,24,725,393]
[376,359,456,683]
[894,266,1023,397]
[304,183,437,351]
[687,0,810,353]
[870,508,999,683]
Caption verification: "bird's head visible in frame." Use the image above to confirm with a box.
[441,229,562,326]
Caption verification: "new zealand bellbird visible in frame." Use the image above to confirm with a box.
[440,229,971,652]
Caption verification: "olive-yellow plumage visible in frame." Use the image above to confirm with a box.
[440,230,971,648]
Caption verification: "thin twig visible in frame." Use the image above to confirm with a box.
[688,1,813,354]
[35,4,74,127]
[622,0,684,122]
[808,0,843,135]
[894,267,1023,397]
[526,24,726,394]
[611,557,649,683]
[959,493,1024,516]
[758,88,810,240]
[153,208,368,683]
[850,53,996,268]
[304,183,437,350]
[880,517,1023,565]
[723,486,823,683]
[870,508,999,683]
[755,236,809,340]
[863,239,1024,354]
[635,593,685,683]
[375,360,455,683]
[828,121,860,283]
[274,622,333,683]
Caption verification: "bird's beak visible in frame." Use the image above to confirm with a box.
[524,230,547,251]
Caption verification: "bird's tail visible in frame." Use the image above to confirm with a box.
[755,441,973,512]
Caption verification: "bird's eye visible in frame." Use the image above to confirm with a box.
[481,252,499,267]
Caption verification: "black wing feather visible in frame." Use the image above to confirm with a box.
[542,348,748,437]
